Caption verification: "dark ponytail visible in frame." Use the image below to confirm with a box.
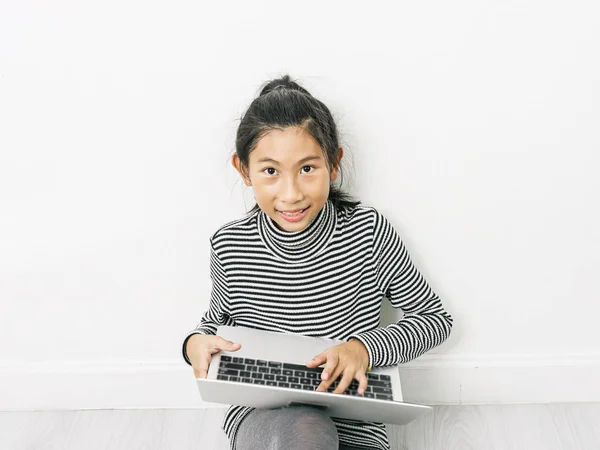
[235,74,360,212]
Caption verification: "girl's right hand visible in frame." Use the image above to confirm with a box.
[186,334,242,378]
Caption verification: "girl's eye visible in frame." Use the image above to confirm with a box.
[264,168,277,175]
[301,165,314,173]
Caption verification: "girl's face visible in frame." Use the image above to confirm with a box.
[233,127,342,232]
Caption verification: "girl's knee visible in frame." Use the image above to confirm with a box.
[283,406,338,448]
[235,406,338,450]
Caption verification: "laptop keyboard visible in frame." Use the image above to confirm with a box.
[216,355,394,401]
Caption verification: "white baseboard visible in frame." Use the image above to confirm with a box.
[1,353,599,411]
[397,353,600,405]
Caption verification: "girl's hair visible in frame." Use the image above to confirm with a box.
[235,74,360,213]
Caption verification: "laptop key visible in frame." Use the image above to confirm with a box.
[249,366,258,372]
[264,374,275,381]
[366,373,379,380]
[288,377,299,383]
[369,380,390,388]
[302,385,313,391]
[270,368,281,375]
[221,355,232,362]
[275,375,287,382]
[242,378,253,384]
[244,358,256,365]
[379,375,391,381]
[282,369,294,376]
[217,375,229,381]
[376,394,393,401]
[258,367,270,373]
[278,382,290,388]
[240,371,251,378]
[253,379,265,385]
[266,381,277,386]
[306,372,318,379]
[300,378,311,385]
[218,369,239,376]
[294,371,305,377]
[268,361,282,368]
[283,363,309,371]
[233,357,244,363]
[221,363,245,371]
[364,392,375,398]
[312,379,321,386]
[251,373,263,379]
[291,384,302,390]
[229,376,240,382]
[373,387,392,394]
[257,360,268,367]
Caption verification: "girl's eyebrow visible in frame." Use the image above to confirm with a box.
[256,155,322,165]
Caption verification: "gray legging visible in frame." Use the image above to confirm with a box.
[234,405,368,450]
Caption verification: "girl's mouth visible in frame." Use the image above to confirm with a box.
[278,207,309,223]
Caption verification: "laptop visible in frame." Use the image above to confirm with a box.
[196,326,431,425]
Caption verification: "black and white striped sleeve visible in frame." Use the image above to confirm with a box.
[350,210,453,368]
[181,238,235,366]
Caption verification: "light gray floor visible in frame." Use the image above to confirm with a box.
[1,404,599,450]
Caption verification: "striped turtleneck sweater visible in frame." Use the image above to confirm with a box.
[182,200,453,449]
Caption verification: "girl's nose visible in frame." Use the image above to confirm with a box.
[280,176,304,203]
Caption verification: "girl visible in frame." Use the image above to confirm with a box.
[182,75,453,450]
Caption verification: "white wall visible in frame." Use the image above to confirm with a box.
[1,0,599,409]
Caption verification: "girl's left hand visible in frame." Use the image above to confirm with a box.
[306,339,370,395]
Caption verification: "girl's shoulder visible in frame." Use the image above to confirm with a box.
[209,209,261,245]
[337,203,398,234]
[337,202,383,223]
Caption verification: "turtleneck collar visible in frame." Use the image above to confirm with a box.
[257,201,337,263]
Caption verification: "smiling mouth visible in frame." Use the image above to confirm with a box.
[278,207,308,217]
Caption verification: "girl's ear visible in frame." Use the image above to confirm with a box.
[232,154,252,186]
[330,147,344,182]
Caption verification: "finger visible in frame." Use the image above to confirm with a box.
[321,353,341,380]
[355,371,369,396]
[320,353,339,382]
[333,369,354,394]
[316,359,342,392]
[213,336,242,353]
[306,353,327,368]
[194,353,212,379]
[317,365,344,392]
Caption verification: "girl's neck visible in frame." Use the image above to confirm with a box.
[256,201,337,263]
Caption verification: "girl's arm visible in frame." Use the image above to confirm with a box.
[349,210,454,368]
[182,239,235,366]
